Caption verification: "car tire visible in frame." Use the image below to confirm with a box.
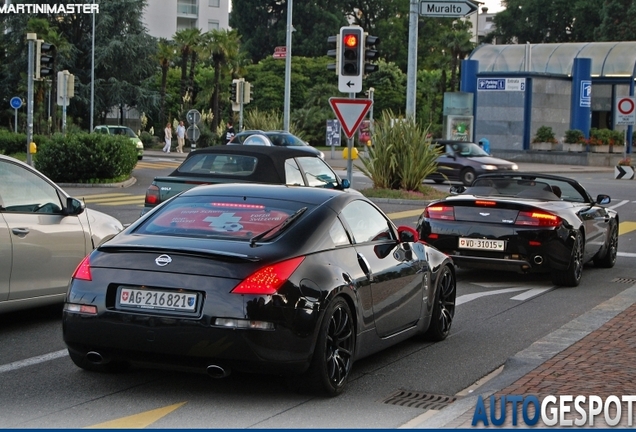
[594,221,618,268]
[68,349,130,373]
[423,264,456,341]
[137,156,143,160]
[304,297,355,396]
[460,168,476,186]
[551,231,584,287]
[433,179,445,184]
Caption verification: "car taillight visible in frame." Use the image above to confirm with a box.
[145,184,160,206]
[515,211,561,227]
[231,256,305,295]
[425,205,455,220]
[72,256,92,281]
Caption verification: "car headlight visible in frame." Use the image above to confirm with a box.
[137,140,144,149]
[511,164,518,170]
[481,164,498,170]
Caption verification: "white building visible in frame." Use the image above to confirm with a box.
[142,0,230,40]
[467,7,498,44]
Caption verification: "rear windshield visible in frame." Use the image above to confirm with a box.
[136,196,313,241]
[177,153,258,176]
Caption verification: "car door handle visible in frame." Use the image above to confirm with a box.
[357,253,373,282]
[12,227,30,236]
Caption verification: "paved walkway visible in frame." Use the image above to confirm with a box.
[415,284,636,428]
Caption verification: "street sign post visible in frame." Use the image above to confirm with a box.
[10,97,22,133]
[615,97,636,126]
[328,98,373,138]
[186,109,201,151]
[273,46,286,59]
[419,0,478,17]
[329,97,373,184]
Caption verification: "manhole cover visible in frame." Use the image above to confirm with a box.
[612,277,636,284]
[383,390,456,410]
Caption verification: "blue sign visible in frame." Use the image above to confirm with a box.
[10,97,22,109]
[580,81,591,107]
[478,78,506,91]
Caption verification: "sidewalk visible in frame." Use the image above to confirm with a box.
[416,283,636,428]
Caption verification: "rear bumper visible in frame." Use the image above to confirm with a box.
[419,221,574,273]
[63,310,317,375]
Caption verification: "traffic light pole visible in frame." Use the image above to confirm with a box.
[346,92,355,184]
[26,33,36,167]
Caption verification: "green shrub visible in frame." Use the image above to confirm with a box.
[0,130,51,155]
[357,110,442,191]
[532,126,557,144]
[35,133,137,183]
[139,131,158,148]
[564,129,585,144]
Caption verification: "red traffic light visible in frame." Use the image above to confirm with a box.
[343,34,358,48]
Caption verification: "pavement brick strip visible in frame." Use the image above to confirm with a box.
[452,302,636,428]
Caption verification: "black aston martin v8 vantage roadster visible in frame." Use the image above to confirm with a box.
[416,173,619,287]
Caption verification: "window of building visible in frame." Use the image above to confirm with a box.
[209,0,220,7]
[208,20,219,30]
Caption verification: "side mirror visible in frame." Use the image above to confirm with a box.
[596,194,611,205]
[398,226,419,243]
[449,185,465,195]
[341,178,351,189]
[65,197,85,216]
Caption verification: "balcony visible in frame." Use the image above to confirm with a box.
[177,0,198,17]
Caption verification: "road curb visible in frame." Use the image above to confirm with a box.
[414,283,636,428]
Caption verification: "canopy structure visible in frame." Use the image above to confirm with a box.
[469,42,636,78]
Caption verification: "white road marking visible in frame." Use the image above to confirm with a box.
[0,349,67,374]
[456,287,527,306]
[510,287,555,301]
[610,200,630,209]
[618,252,636,258]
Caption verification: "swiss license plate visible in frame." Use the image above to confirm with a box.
[458,238,505,251]
[118,287,197,312]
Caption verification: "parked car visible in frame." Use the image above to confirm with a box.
[427,140,518,186]
[93,125,144,160]
[0,155,124,313]
[63,184,456,396]
[141,145,348,216]
[416,173,618,287]
[229,130,324,158]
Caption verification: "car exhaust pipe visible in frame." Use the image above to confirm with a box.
[206,365,231,379]
[533,255,543,265]
[86,351,105,364]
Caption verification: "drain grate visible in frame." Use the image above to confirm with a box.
[612,277,636,284]
[383,390,456,410]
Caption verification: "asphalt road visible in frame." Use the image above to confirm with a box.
[2,159,636,428]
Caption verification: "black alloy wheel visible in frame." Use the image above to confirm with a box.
[594,221,618,268]
[551,231,584,287]
[424,265,456,341]
[306,297,355,396]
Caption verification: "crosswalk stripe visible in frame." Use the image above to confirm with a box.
[76,193,132,200]
[99,199,145,206]
[82,195,142,203]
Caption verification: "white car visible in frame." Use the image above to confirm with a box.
[0,155,124,313]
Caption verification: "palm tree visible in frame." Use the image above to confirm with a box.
[443,21,474,92]
[173,28,202,103]
[201,29,242,130]
[155,38,175,126]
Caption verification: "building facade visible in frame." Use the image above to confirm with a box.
[142,0,230,39]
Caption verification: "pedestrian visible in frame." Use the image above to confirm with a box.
[163,122,172,153]
[176,121,186,153]
[224,120,235,144]
[478,137,491,154]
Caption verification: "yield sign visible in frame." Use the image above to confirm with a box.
[328,98,373,139]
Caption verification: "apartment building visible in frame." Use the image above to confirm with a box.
[142,0,230,39]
